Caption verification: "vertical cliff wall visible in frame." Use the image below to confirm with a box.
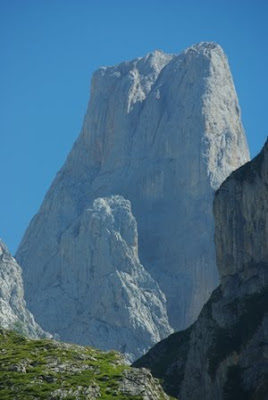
[134,140,268,399]
[16,195,172,361]
[16,42,249,354]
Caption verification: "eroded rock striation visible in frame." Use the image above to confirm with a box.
[17,42,249,353]
[134,140,268,399]
[0,240,49,339]
[17,196,172,361]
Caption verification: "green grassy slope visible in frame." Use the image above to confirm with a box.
[0,329,171,400]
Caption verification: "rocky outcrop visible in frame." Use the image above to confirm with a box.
[0,328,171,400]
[0,240,49,339]
[16,42,249,352]
[15,195,172,361]
[134,140,268,399]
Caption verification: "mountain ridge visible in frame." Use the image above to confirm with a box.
[16,42,249,356]
[134,139,268,399]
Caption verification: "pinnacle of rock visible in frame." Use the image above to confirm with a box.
[16,42,250,354]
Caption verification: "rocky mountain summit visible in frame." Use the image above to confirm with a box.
[16,42,249,356]
[0,240,49,339]
[134,140,268,399]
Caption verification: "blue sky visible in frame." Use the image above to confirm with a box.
[1,0,268,253]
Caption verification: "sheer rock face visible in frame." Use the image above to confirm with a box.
[214,140,268,289]
[17,42,249,345]
[134,141,268,399]
[16,196,172,361]
[0,240,49,339]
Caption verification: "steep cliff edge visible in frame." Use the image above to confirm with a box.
[15,195,172,361]
[16,42,249,353]
[0,240,50,339]
[134,140,268,399]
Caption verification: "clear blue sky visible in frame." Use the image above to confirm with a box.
[1,0,267,254]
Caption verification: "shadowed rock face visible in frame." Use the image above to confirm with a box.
[134,140,268,399]
[214,140,268,287]
[16,42,249,354]
[0,240,50,339]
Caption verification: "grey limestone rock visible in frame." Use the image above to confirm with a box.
[134,140,268,399]
[0,240,50,339]
[214,139,268,289]
[16,195,172,361]
[120,368,170,399]
[17,42,249,349]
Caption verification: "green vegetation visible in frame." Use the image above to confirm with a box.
[11,320,28,336]
[0,329,169,399]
